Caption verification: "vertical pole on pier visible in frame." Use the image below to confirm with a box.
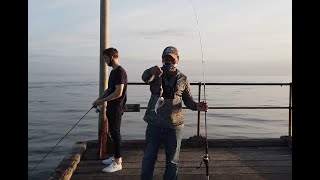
[98,0,109,159]
[288,82,292,137]
[197,82,202,140]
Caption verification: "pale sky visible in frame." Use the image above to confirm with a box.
[28,0,292,79]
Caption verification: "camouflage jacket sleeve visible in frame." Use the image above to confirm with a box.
[182,78,197,110]
[142,66,157,83]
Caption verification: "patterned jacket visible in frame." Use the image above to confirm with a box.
[142,67,197,129]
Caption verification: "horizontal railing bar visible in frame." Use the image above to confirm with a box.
[139,106,290,109]
[126,81,292,137]
[207,107,290,109]
[190,82,291,86]
[128,82,292,86]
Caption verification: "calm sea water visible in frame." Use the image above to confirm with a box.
[28,66,291,179]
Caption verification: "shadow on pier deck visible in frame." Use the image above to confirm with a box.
[50,136,292,180]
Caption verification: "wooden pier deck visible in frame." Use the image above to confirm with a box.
[50,136,292,180]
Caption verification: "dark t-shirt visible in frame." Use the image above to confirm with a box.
[106,66,127,112]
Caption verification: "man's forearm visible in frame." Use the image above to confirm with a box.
[101,91,121,102]
[98,90,108,100]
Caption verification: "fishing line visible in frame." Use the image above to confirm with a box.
[190,0,210,179]
[28,106,94,176]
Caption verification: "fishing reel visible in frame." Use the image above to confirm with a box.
[95,105,103,113]
[196,154,209,169]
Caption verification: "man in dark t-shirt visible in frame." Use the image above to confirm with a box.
[92,47,127,173]
[107,66,127,112]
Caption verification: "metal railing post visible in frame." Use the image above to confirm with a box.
[289,82,292,137]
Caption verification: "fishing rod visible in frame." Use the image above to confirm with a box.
[28,106,94,176]
[190,0,210,179]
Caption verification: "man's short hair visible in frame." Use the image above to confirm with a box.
[103,47,119,58]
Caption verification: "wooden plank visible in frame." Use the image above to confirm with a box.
[83,151,292,162]
[97,138,289,149]
[72,165,291,175]
[74,160,292,168]
[67,139,292,180]
[80,146,292,155]
[49,142,86,180]
[71,173,292,180]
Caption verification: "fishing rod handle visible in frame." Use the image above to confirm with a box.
[95,105,103,113]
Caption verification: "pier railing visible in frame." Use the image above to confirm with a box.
[127,82,292,137]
